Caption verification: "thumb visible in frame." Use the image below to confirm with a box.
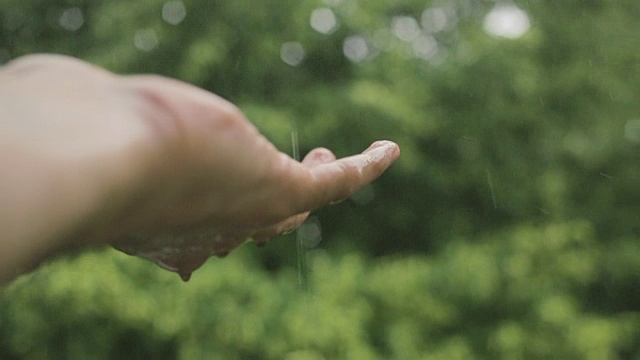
[292,140,400,212]
[252,147,336,244]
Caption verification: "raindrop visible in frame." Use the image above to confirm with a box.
[483,4,530,39]
[59,7,84,32]
[162,1,187,26]
[291,128,300,161]
[391,16,421,42]
[486,169,497,209]
[343,35,369,63]
[310,7,339,35]
[280,41,305,66]
[134,29,158,52]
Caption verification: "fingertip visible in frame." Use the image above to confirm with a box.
[366,140,399,154]
[364,141,400,164]
[285,141,398,217]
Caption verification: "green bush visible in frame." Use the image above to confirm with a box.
[1,0,639,358]
[2,221,638,359]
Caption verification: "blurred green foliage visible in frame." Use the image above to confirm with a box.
[1,0,639,358]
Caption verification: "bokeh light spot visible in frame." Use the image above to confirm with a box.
[280,42,305,66]
[421,7,448,33]
[343,35,369,63]
[412,34,438,60]
[310,8,339,35]
[483,4,530,39]
[59,7,84,32]
[162,1,187,26]
[392,16,420,42]
[297,217,322,249]
[134,29,158,52]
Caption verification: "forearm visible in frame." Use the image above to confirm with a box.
[0,61,162,281]
[0,147,83,280]
[0,123,152,283]
[0,145,159,282]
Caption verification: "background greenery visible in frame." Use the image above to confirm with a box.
[1,0,639,358]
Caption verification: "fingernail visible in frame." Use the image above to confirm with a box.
[370,141,388,149]
[368,141,399,159]
[369,140,397,151]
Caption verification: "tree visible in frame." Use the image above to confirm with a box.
[1,0,639,358]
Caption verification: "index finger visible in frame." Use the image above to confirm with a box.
[288,141,400,213]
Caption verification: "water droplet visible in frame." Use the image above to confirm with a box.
[111,230,234,280]
[179,272,192,282]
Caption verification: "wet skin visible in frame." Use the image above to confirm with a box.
[0,54,400,281]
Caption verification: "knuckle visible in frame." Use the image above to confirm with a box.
[124,76,185,143]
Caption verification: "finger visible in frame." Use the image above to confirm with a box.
[252,148,336,244]
[290,140,400,213]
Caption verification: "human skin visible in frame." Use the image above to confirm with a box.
[0,54,400,281]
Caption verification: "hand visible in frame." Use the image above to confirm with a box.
[0,54,400,280]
